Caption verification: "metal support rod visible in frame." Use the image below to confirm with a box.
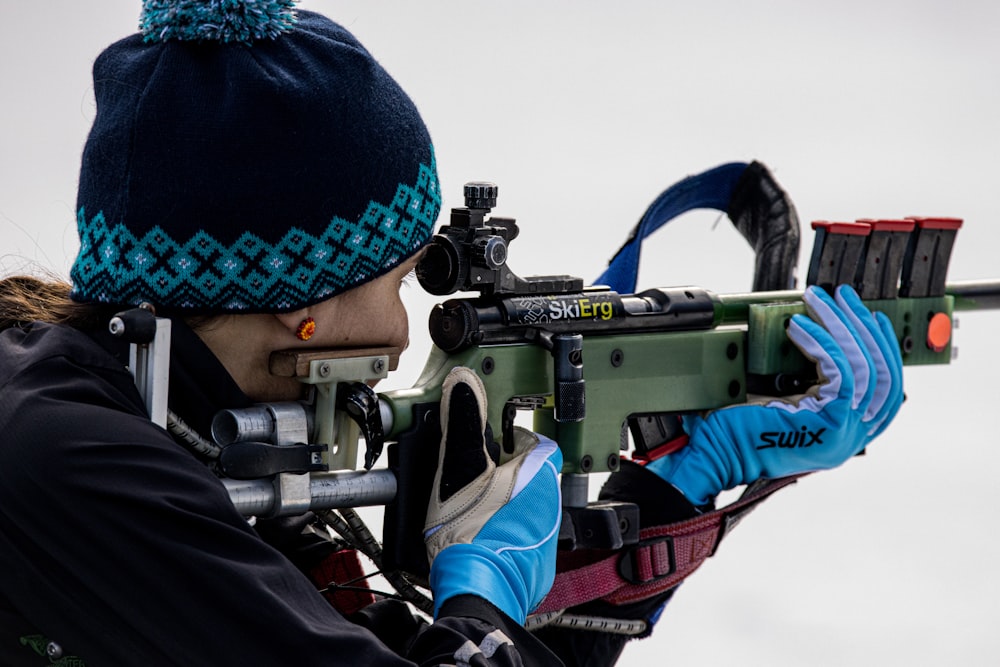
[561,473,589,509]
[129,318,172,428]
[223,469,397,517]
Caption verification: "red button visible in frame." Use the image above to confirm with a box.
[926,312,952,353]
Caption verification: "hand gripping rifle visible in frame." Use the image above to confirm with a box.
[110,163,1000,605]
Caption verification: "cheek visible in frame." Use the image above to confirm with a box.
[369,289,409,348]
[385,297,409,347]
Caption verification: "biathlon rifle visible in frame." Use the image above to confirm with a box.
[111,162,1000,586]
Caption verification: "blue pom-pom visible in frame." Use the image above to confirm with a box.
[140,0,298,44]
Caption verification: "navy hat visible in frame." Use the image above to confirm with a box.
[70,0,440,314]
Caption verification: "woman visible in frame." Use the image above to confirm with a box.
[0,2,903,665]
[0,3,562,664]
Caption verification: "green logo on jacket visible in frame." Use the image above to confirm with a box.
[19,634,86,666]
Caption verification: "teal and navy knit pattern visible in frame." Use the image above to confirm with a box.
[71,9,440,314]
[139,0,297,43]
[70,160,439,313]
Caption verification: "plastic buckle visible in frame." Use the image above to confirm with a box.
[618,535,675,585]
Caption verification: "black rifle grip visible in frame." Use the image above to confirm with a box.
[382,403,440,579]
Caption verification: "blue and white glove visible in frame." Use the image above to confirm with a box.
[649,285,904,506]
[424,367,563,624]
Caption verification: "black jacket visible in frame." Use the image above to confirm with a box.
[0,320,561,666]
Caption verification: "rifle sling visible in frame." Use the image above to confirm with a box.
[535,474,803,614]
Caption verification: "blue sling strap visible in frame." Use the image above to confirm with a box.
[596,161,800,294]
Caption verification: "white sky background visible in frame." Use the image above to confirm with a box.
[2,1,1000,665]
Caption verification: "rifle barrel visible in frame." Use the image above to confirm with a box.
[714,280,1000,325]
[947,280,1000,312]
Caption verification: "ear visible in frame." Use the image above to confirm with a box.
[274,307,311,333]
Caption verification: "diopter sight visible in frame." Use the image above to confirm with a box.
[416,182,583,297]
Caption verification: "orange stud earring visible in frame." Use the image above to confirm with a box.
[295,316,316,341]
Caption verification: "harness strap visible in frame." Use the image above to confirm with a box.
[535,475,803,614]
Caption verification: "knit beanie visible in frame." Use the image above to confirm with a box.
[70,0,440,314]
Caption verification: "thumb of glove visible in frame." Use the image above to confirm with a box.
[437,366,500,503]
[425,367,505,562]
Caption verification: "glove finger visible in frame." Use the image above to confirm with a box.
[438,367,494,503]
[781,312,856,415]
[681,413,708,439]
[864,312,905,439]
[802,286,876,413]
[477,437,562,559]
[833,285,894,424]
[507,430,563,500]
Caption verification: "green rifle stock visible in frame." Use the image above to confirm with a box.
[381,283,992,473]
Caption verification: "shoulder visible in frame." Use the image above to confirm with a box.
[0,321,131,389]
[0,321,229,519]
[0,321,144,432]
[0,321,151,471]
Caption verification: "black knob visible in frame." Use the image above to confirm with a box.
[108,306,158,343]
[472,235,508,269]
[464,182,498,210]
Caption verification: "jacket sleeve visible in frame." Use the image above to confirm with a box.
[0,354,560,666]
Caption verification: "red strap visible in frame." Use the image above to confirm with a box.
[307,548,376,616]
[631,434,689,464]
[535,475,802,614]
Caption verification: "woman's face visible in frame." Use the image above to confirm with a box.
[300,254,419,353]
[194,253,421,402]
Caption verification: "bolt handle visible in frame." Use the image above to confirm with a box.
[338,382,386,470]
